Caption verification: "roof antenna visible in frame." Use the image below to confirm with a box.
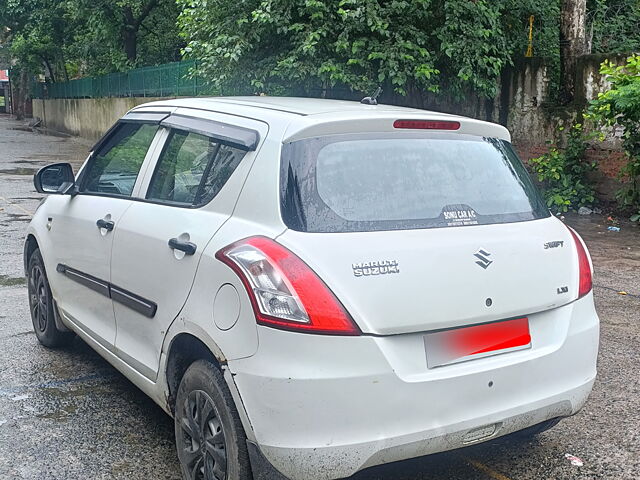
[361,86,382,105]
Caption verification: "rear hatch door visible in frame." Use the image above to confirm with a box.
[278,217,577,335]
[278,129,578,334]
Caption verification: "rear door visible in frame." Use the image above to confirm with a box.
[278,131,579,335]
[48,119,163,347]
[110,111,265,380]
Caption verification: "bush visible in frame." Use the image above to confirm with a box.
[529,123,596,213]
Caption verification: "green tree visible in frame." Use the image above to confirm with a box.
[0,0,183,84]
[588,55,640,221]
[587,0,640,53]
[66,0,183,74]
[178,0,560,98]
[0,0,73,81]
[0,0,76,117]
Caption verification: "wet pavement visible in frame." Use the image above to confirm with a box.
[0,113,639,479]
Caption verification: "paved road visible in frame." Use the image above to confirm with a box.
[0,114,639,479]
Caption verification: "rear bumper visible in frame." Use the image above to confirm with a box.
[229,294,599,480]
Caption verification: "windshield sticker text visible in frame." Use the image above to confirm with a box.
[442,205,480,226]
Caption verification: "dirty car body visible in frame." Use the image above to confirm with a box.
[24,97,599,480]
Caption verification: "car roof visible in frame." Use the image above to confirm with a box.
[136,96,458,118]
[134,96,510,142]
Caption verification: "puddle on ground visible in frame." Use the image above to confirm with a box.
[565,212,640,271]
[36,128,72,138]
[37,384,109,412]
[10,331,34,338]
[19,154,71,161]
[566,213,640,248]
[0,274,26,287]
[10,394,30,401]
[0,167,38,175]
[42,385,99,399]
[37,403,78,421]
[4,213,32,222]
[13,161,46,167]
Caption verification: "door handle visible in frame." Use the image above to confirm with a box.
[168,238,197,256]
[96,219,115,231]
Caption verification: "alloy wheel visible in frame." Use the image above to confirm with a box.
[178,389,227,480]
[29,264,48,333]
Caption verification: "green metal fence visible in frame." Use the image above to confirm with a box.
[31,60,217,99]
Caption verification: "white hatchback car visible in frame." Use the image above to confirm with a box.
[26,97,599,480]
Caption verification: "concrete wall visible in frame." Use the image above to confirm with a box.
[506,54,627,151]
[32,97,170,143]
[503,53,631,202]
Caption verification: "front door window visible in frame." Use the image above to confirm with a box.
[83,123,159,197]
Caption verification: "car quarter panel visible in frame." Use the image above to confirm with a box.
[165,114,291,362]
[169,218,287,363]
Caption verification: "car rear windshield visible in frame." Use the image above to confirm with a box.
[280,132,549,233]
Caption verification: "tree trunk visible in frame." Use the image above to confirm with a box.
[42,58,56,83]
[12,70,29,120]
[20,70,30,119]
[123,28,137,63]
[14,75,24,120]
[560,0,587,103]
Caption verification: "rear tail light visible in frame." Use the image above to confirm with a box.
[393,119,460,130]
[216,236,360,335]
[567,227,592,298]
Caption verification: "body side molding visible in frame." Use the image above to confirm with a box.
[57,263,157,318]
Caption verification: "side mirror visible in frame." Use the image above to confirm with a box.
[34,163,77,195]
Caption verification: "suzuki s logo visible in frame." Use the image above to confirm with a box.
[474,249,493,269]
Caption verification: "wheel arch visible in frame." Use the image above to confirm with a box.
[163,326,227,415]
[24,233,40,275]
[161,323,257,442]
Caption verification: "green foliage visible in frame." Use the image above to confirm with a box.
[177,0,560,98]
[0,0,71,80]
[67,0,184,75]
[587,55,640,221]
[0,0,182,82]
[588,0,640,53]
[530,124,596,213]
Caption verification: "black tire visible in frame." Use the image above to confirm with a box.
[27,248,74,348]
[175,360,252,480]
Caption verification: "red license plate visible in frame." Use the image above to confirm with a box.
[424,317,531,368]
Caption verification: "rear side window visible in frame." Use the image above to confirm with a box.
[146,129,246,207]
[281,133,549,233]
[83,123,158,196]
